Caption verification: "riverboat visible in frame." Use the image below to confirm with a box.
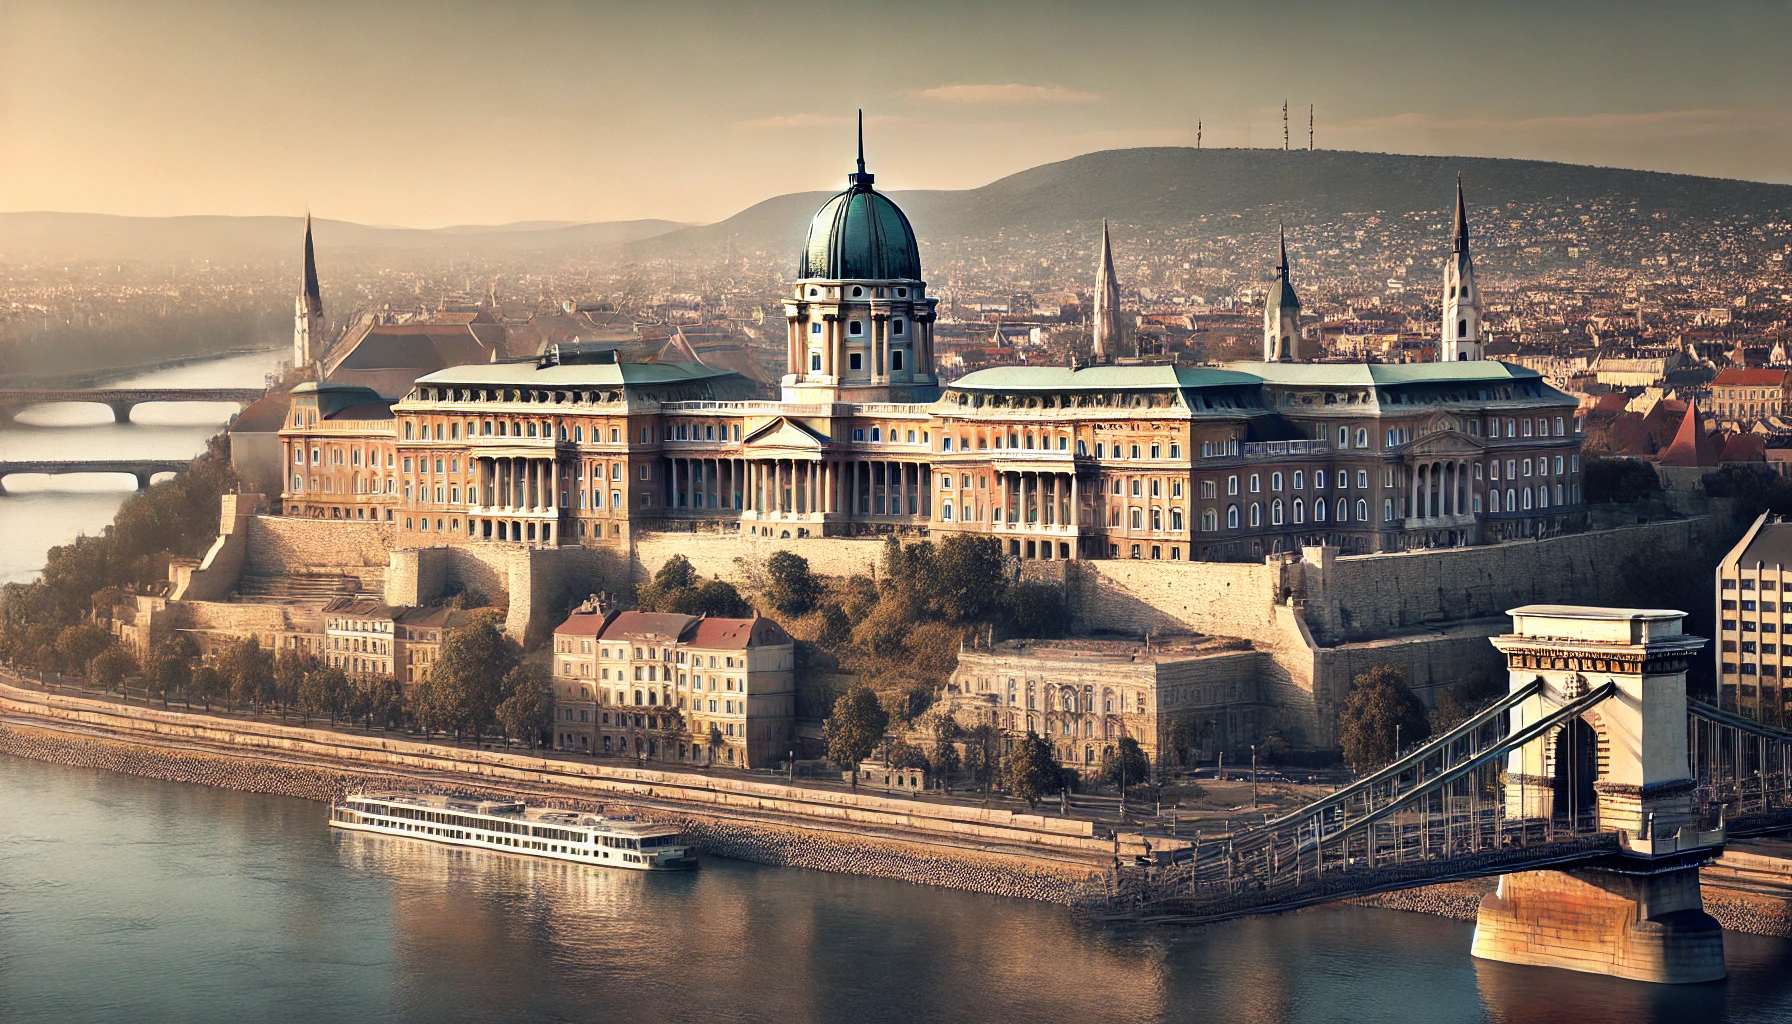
[329,792,697,871]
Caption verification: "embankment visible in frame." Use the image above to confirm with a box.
[0,678,1120,904]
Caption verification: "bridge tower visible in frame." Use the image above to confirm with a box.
[1474,605,1726,984]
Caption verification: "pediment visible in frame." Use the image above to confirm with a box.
[742,416,828,451]
[1407,429,1484,456]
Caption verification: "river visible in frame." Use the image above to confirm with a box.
[0,348,284,584]
[3,352,1792,1022]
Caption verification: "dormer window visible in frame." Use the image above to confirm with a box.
[896,288,908,298]
[809,287,820,298]
[851,286,863,297]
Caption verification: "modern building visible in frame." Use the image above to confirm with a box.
[1715,512,1792,723]
[550,603,796,766]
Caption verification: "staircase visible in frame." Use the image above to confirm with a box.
[234,573,365,608]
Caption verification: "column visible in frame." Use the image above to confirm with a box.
[1071,473,1080,531]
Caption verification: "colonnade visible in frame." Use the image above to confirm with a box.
[662,457,931,518]
[469,455,558,546]
[1410,460,1472,520]
[991,469,1080,529]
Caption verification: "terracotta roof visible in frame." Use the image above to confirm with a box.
[553,608,618,636]
[1657,402,1719,467]
[1721,433,1767,463]
[688,616,793,650]
[597,610,699,642]
[1713,369,1791,387]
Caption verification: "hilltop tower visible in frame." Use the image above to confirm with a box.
[1092,219,1124,362]
[781,112,939,403]
[294,214,325,370]
[1263,227,1301,362]
[1441,176,1483,361]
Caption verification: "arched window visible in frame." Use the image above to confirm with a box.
[1171,508,1184,530]
[1506,488,1516,511]
[1537,486,1548,509]
[1151,508,1163,531]
[1271,499,1284,525]
[942,501,953,521]
[1337,498,1349,522]
[1357,499,1369,522]
[1458,319,1468,338]
[1355,428,1369,448]
[1315,499,1327,522]
[1249,503,1262,528]
[1226,505,1240,529]
[1293,498,1305,523]
[1521,488,1532,510]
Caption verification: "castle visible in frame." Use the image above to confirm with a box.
[260,135,1586,566]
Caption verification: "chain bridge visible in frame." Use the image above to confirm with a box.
[0,387,266,424]
[0,459,192,492]
[1097,604,1792,985]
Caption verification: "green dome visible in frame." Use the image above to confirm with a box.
[799,180,921,281]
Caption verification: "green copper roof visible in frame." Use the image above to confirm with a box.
[949,364,1261,391]
[800,187,921,281]
[1224,360,1541,386]
[414,360,735,387]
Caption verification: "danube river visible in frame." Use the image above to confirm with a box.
[4,353,1792,1022]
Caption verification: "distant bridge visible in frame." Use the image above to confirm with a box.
[0,387,267,424]
[0,458,192,493]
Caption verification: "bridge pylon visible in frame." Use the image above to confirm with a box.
[1474,605,1725,984]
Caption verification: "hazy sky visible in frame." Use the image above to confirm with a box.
[2,0,1790,227]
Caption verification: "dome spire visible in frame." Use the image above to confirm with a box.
[849,109,874,188]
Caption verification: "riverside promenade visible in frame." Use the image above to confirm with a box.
[0,675,1158,903]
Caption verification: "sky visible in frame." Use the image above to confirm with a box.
[1,0,1790,228]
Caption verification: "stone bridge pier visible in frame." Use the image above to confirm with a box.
[1472,605,1724,984]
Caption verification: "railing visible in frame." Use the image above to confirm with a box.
[1199,440,1330,460]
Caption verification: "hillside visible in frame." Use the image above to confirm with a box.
[630,148,1792,265]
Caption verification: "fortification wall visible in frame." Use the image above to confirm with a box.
[630,533,885,586]
[244,516,394,575]
[1301,519,1707,643]
[1064,559,1281,638]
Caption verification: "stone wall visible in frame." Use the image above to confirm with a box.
[170,492,265,602]
[1063,559,1281,638]
[1300,519,1708,643]
[630,532,886,586]
[245,515,394,575]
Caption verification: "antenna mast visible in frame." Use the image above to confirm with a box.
[1196,119,1202,150]
[1308,105,1314,150]
[1282,100,1289,151]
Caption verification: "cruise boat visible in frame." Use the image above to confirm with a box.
[330,792,697,871]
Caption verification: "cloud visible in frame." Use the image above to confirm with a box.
[736,112,854,131]
[910,83,1101,106]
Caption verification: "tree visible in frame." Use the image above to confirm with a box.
[1584,457,1662,504]
[930,718,963,792]
[963,722,1001,792]
[431,613,518,741]
[90,646,135,694]
[1005,733,1059,809]
[218,636,275,714]
[764,550,822,615]
[1337,665,1432,771]
[145,635,196,708]
[496,664,551,747]
[1103,736,1150,792]
[814,602,852,649]
[929,535,1006,622]
[636,555,699,612]
[190,664,227,711]
[886,738,930,770]
[53,623,113,680]
[298,665,349,724]
[687,578,752,618]
[274,650,319,718]
[824,686,890,786]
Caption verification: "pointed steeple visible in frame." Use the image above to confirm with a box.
[1263,225,1300,362]
[1092,219,1122,362]
[1452,174,1469,254]
[1659,401,1718,468]
[1278,224,1290,279]
[849,109,874,188]
[301,212,322,316]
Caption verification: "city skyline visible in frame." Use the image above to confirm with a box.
[2,0,1790,228]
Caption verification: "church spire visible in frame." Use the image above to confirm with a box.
[1092,219,1122,363]
[1263,225,1301,362]
[1441,176,1483,361]
[301,212,322,316]
[1452,173,1469,254]
[1278,223,1290,279]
